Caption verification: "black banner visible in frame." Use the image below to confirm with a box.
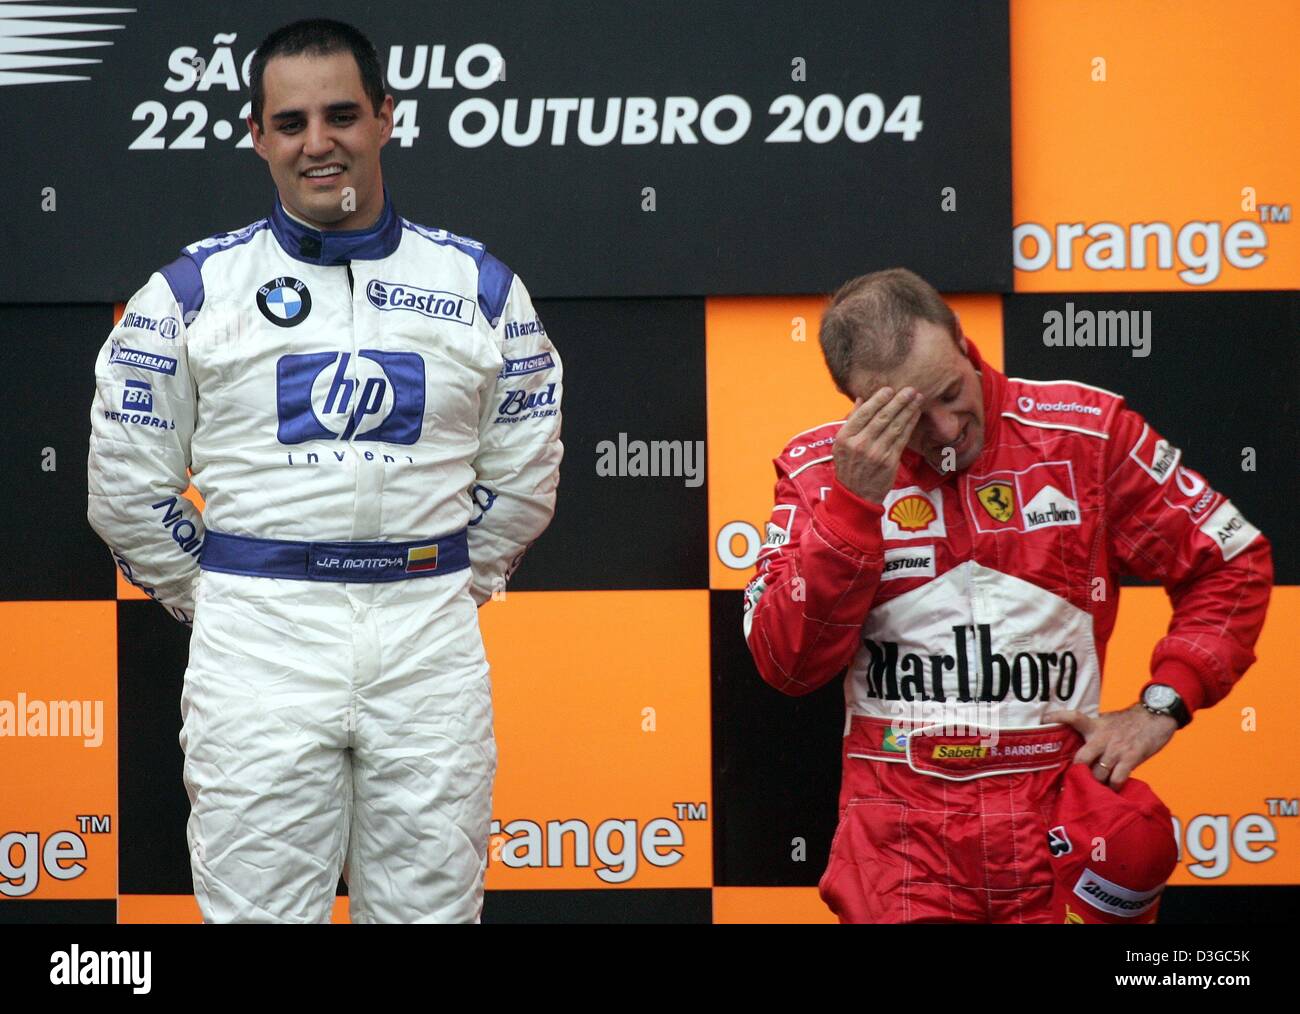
[4,0,1011,300]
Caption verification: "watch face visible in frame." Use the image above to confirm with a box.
[1144,685,1178,710]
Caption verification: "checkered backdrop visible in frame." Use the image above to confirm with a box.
[1,0,1297,923]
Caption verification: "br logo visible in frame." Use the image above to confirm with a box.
[276,350,425,444]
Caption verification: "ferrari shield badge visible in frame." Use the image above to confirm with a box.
[976,481,1015,522]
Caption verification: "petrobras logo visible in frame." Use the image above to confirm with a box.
[108,342,178,375]
[503,315,546,340]
[366,280,476,325]
[498,352,555,379]
[122,379,152,413]
[276,350,426,445]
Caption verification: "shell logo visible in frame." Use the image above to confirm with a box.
[887,494,936,532]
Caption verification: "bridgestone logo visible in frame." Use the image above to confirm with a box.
[1073,869,1162,917]
[884,556,928,573]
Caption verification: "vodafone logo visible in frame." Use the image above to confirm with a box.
[1018,395,1034,412]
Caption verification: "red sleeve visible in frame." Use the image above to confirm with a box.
[742,441,885,696]
[1105,406,1273,714]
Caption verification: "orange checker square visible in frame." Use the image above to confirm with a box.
[1101,585,1299,886]
[1012,0,1300,290]
[116,894,351,924]
[712,886,838,924]
[706,294,1003,590]
[478,590,713,890]
[0,602,118,901]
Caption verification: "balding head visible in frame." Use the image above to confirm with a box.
[819,268,960,396]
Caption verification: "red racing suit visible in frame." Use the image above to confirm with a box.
[742,340,1272,923]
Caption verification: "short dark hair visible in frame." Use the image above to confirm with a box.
[818,268,959,394]
[249,19,385,130]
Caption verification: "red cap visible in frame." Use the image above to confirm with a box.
[1046,765,1179,924]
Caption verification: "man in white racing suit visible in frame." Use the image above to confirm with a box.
[86,19,562,923]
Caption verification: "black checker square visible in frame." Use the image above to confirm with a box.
[115,600,194,895]
[483,887,712,924]
[509,297,710,592]
[710,589,843,887]
[1002,291,1299,584]
[0,304,120,601]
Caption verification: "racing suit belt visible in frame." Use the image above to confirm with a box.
[199,528,469,582]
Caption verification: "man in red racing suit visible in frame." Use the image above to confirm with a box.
[743,272,1272,923]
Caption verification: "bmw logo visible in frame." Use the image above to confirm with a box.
[256,276,312,327]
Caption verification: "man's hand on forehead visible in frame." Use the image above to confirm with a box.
[832,386,924,505]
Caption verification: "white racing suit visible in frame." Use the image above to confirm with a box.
[87,188,562,922]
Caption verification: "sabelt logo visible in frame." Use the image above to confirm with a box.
[1014,219,1269,287]
[861,623,1079,704]
[932,744,989,759]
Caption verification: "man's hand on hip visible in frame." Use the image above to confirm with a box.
[834,386,924,504]
[1047,704,1178,788]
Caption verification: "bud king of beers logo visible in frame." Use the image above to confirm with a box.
[967,461,1080,534]
[881,486,946,540]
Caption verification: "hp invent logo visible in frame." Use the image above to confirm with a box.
[276,351,425,445]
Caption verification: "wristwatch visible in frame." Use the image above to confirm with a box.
[1141,684,1191,728]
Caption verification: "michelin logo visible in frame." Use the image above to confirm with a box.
[366,280,476,326]
[109,343,178,375]
[499,352,555,379]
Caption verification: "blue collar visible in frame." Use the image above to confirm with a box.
[269,186,403,265]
